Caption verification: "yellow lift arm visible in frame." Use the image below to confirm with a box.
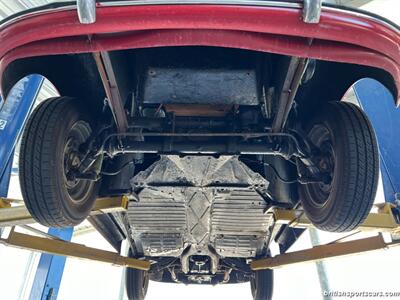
[0,227,150,271]
[250,203,400,271]
[0,196,150,271]
[251,234,399,270]
[273,203,400,234]
[0,196,129,227]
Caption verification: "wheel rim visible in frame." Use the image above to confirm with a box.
[306,124,336,208]
[62,120,94,204]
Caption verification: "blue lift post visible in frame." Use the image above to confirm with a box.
[0,151,13,198]
[29,227,74,300]
[309,79,400,300]
[0,75,73,300]
[0,75,43,195]
[353,79,400,207]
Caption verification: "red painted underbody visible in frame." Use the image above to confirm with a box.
[0,4,399,103]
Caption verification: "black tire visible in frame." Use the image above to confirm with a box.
[126,251,149,300]
[19,97,98,227]
[299,102,379,232]
[250,269,274,300]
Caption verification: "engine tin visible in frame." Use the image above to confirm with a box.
[128,155,274,266]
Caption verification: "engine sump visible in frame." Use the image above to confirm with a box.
[128,156,274,261]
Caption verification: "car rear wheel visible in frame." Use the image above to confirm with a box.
[250,269,273,300]
[126,250,149,300]
[19,97,98,227]
[299,102,379,232]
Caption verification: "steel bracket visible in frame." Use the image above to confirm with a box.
[77,0,96,24]
[303,0,322,24]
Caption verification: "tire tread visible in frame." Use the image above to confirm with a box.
[301,102,379,232]
[19,97,96,227]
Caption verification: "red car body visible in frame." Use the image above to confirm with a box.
[0,2,399,104]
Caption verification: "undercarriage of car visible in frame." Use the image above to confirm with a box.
[76,47,312,287]
[15,46,380,299]
[128,155,273,284]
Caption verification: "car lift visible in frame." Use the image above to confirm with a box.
[0,196,399,272]
[1,76,400,299]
